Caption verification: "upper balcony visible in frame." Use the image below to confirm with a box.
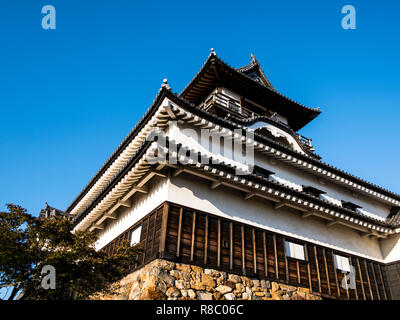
[200,90,258,118]
[199,90,315,153]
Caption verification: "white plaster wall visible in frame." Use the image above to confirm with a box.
[253,153,390,221]
[95,177,169,250]
[168,174,384,262]
[167,122,391,222]
[380,234,400,263]
[167,121,249,172]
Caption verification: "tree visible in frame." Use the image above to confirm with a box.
[0,204,143,300]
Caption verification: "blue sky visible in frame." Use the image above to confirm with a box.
[0,0,399,218]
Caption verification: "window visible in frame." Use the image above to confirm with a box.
[341,201,362,211]
[252,165,274,179]
[302,185,326,198]
[333,254,351,272]
[130,226,142,246]
[285,241,305,260]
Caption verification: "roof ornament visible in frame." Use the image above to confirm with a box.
[210,48,216,56]
[250,52,259,65]
[161,78,171,91]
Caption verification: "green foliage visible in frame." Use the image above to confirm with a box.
[0,204,143,300]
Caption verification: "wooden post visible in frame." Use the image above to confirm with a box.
[263,232,268,277]
[241,226,246,274]
[151,212,157,251]
[322,248,331,295]
[314,246,322,293]
[229,222,233,270]
[273,235,279,279]
[159,203,169,257]
[378,264,388,300]
[143,216,150,263]
[252,229,257,275]
[305,244,312,292]
[363,260,373,300]
[331,251,340,297]
[370,262,381,300]
[351,257,359,300]
[217,219,221,267]
[296,261,301,284]
[204,216,208,265]
[176,207,183,257]
[356,258,366,300]
[283,238,289,282]
[190,212,196,262]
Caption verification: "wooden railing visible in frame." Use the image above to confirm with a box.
[201,92,315,152]
[295,133,313,150]
[202,92,259,118]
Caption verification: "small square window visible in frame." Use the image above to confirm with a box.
[285,241,305,260]
[333,254,351,272]
[130,226,142,246]
[302,185,326,198]
[341,201,362,211]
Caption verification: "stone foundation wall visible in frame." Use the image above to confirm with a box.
[90,259,322,300]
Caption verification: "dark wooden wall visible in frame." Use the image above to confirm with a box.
[101,201,391,300]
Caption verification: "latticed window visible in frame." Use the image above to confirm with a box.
[334,254,351,272]
[130,226,142,246]
[285,241,305,260]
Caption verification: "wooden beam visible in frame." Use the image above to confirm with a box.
[89,225,104,232]
[371,262,381,300]
[296,261,301,284]
[241,226,246,275]
[252,229,257,275]
[149,169,167,178]
[190,212,196,262]
[244,192,256,201]
[121,184,149,202]
[326,220,339,228]
[363,259,374,300]
[210,180,222,190]
[356,258,366,300]
[151,212,157,251]
[305,244,312,292]
[283,237,289,282]
[378,264,388,300]
[142,216,150,263]
[173,167,184,177]
[118,200,131,208]
[263,232,268,278]
[331,251,340,297]
[217,219,221,267]
[163,103,176,119]
[176,207,183,257]
[274,201,288,210]
[204,216,208,265]
[302,211,314,219]
[131,186,149,193]
[351,257,359,300]
[322,248,331,295]
[155,163,165,171]
[159,203,169,256]
[345,270,350,299]
[314,245,322,293]
[273,235,279,280]
[229,222,233,270]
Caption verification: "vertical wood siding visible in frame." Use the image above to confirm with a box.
[101,201,391,300]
